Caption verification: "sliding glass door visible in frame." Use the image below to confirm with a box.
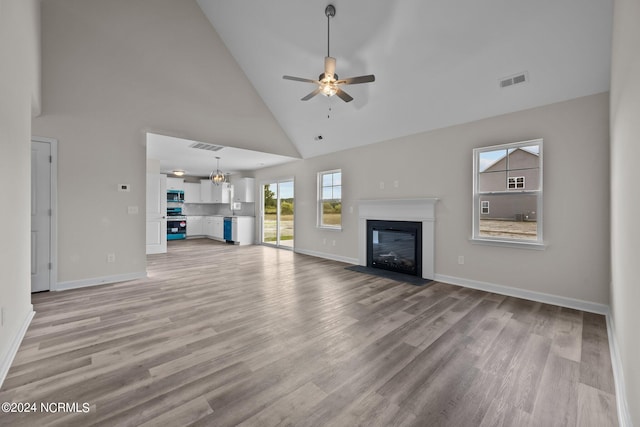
[262,180,294,248]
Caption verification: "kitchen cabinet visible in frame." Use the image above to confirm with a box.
[231,177,255,203]
[205,216,224,241]
[212,182,231,204]
[200,180,213,203]
[200,180,231,204]
[213,216,224,239]
[166,177,184,191]
[230,216,255,245]
[186,216,203,237]
[184,182,201,203]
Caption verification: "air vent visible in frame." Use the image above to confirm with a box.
[499,72,528,89]
[189,142,224,152]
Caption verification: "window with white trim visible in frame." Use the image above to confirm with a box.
[507,176,525,189]
[318,169,342,229]
[473,139,543,245]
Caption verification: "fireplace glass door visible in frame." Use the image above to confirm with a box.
[367,220,422,277]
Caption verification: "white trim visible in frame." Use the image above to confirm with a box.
[433,274,609,314]
[318,169,342,229]
[473,138,543,245]
[294,247,358,265]
[470,237,547,250]
[31,136,58,291]
[54,271,147,291]
[358,198,438,280]
[606,313,633,427]
[0,307,35,389]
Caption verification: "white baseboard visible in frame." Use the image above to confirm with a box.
[0,306,35,389]
[294,248,359,265]
[433,274,609,315]
[606,314,633,427]
[54,271,147,291]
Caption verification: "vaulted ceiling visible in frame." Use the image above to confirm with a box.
[196,0,612,159]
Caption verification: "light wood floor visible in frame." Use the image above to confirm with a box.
[0,239,618,426]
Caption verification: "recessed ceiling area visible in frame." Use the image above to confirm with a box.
[196,0,612,159]
[146,133,298,178]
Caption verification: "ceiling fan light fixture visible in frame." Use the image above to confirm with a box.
[321,83,337,97]
[282,4,375,103]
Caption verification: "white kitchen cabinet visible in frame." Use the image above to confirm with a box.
[166,177,184,191]
[200,180,213,203]
[212,182,231,204]
[212,216,224,239]
[204,216,224,241]
[204,216,215,237]
[200,180,230,204]
[186,216,203,237]
[232,216,255,245]
[184,182,201,203]
[231,177,255,203]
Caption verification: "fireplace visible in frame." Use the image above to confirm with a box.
[358,198,438,280]
[367,220,422,277]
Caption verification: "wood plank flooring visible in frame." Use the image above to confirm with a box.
[0,239,618,426]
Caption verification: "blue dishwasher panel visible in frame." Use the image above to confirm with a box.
[223,217,233,241]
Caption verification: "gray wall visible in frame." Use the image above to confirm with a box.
[0,0,40,379]
[610,0,640,423]
[254,93,610,305]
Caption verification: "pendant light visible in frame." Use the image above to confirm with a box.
[209,157,226,185]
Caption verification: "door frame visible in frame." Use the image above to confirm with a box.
[259,178,294,250]
[31,136,58,292]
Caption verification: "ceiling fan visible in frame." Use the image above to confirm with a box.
[283,4,375,103]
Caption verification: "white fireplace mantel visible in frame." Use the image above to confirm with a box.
[358,198,438,280]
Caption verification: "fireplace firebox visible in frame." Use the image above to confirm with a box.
[367,220,422,277]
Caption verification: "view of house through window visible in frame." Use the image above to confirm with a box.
[318,169,342,228]
[473,139,543,243]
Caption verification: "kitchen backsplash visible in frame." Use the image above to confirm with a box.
[182,202,256,217]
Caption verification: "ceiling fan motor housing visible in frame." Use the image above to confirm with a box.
[325,5,336,18]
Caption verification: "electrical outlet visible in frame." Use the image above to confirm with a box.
[107,253,116,263]
[394,180,399,188]
[322,238,327,245]
[379,181,385,190]
[332,240,336,246]
[127,206,139,214]
[458,256,465,265]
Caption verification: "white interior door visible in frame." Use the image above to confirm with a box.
[31,141,51,292]
[146,173,167,254]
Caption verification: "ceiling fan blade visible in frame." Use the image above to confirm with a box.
[324,57,336,79]
[336,74,375,85]
[335,88,353,103]
[283,75,320,84]
[301,87,322,101]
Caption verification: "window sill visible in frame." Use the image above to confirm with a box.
[470,237,546,250]
[318,225,342,232]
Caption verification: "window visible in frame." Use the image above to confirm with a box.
[318,169,342,229]
[473,139,543,246]
[507,176,525,189]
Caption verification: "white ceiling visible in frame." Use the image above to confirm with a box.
[195,0,612,159]
[146,133,298,178]
[148,0,612,174]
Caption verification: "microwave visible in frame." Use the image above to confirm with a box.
[167,189,184,202]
